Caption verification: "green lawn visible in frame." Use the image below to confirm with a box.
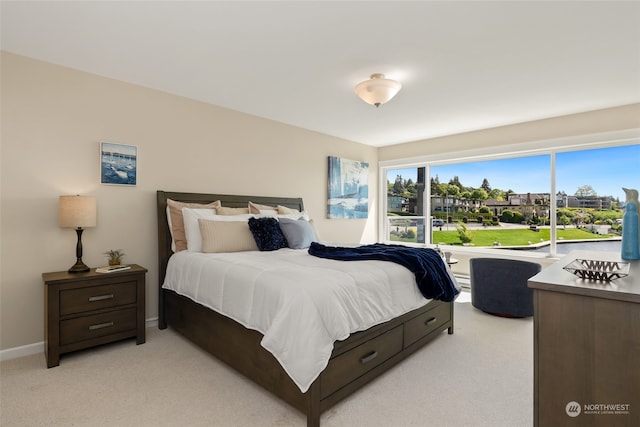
[431,227,613,246]
[391,226,615,246]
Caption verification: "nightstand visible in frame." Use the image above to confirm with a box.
[43,264,147,368]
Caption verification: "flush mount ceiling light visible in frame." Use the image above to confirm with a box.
[354,73,402,107]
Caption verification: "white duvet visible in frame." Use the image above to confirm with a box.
[162,248,454,392]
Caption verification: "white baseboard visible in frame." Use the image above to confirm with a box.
[0,317,159,362]
[0,342,44,362]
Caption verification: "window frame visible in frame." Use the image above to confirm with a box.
[378,129,640,258]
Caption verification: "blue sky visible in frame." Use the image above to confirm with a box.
[388,145,639,201]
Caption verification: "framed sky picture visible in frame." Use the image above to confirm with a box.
[327,156,369,219]
[100,141,137,186]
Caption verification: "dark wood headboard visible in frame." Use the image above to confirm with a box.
[156,190,304,327]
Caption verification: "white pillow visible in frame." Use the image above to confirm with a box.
[182,208,218,252]
[166,206,176,252]
[258,209,279,217]
[206,214,255,222]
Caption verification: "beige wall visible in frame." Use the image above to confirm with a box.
[2,51,639,354]
[0,52,378,351]
[379,103,640,161]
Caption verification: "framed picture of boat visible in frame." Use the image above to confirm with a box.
[100,141,137,186]
[327,156,369,219]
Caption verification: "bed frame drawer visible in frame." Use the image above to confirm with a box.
[404,301,451,347]
[320,325,403,398]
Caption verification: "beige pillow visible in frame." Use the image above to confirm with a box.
[216,206,250,215]
[167,199,221,252]
[199,219,258,253]
[248,201,277,214]
[277,205,300,215]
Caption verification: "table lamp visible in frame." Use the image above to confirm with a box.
[59,195,97,273]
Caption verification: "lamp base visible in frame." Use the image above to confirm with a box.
[68,227,90,273]
[68,259,90,273]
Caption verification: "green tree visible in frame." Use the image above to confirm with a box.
[558,214,571,229]
[448,176,464,192]
[488,189,504,200]
[557,208,575,221]
[456,222,473,244]
[460,190,472,200]
[404,178,416,197]
[481,178,491,192]
[500,209,524,223]
[393,175,404,195]
[446,184,460,197]
[430,175,441,195]
[470,188,488,201]
[575,185,597,197]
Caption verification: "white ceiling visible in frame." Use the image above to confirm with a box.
[2,1,640,147]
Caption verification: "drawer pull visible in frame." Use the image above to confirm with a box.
[360,351,378,364]
[88,321,114,331]
[89,294,114,302]
[425,317,437,326]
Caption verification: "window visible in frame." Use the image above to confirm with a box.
[552,144,638,254]
[381,133,639,256]
[386,167,425,245]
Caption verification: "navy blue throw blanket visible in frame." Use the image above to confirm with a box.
[308,242,459,302]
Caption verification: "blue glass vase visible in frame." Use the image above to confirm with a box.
[621,189,640,260]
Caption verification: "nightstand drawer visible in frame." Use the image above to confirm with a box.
[60,281,137,315]
[60,307,137,345]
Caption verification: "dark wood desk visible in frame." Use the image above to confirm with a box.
[528,251,639,426]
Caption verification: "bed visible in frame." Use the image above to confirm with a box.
[156,190,455,427]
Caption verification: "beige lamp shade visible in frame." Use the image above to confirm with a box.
[354,73,402,107]
[58,195,97,228]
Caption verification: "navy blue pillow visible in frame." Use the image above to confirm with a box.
[248,217,288,251]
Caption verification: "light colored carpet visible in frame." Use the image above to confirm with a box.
[0,296,533,427]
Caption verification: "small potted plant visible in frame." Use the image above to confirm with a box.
[104,249,125,266]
